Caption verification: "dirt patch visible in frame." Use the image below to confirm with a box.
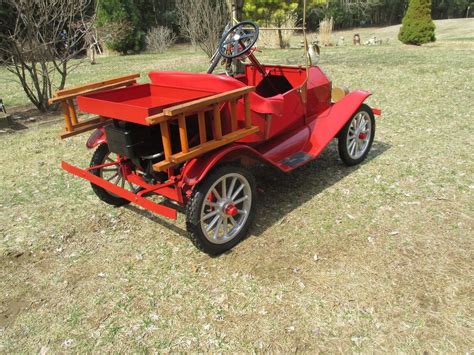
[0,297,28,329]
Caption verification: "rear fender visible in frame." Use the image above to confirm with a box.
[86,128,106,149]
[182,144,274,187]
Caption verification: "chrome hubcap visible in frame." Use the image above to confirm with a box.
[347,111,372,160]
[200,173,252,244]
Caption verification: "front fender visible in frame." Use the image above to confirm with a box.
[303,90,373,157]
[182,144,274,187]
[86,128,106,149]
[333,90,372,122]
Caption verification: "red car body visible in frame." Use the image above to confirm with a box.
[62,62,378,221]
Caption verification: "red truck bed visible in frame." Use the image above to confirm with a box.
[76,84,213,125]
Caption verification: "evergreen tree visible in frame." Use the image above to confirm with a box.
[243,0,299,48]
[399,0,436,45]
[96,0,145,53]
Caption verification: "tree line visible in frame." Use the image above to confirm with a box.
[1,0,472,55]
[300,0,471,30]
[96,0,474,53]
[0,0,471,111]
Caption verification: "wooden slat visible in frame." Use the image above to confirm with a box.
[244,93,252,129]
[230,100,238,131]
[212,104,222,140]
[162,86,255,117]
[154,160,175,172]
[54,73,140,98]
[146,107,214,126]
[153,126,259,171]
[61,101,72,132]
[159,121,172,161]
[71,116,108,129]
[67,99,78,125]
[198,111,207,144]
[178,114,189,153]
[146,112,166,125]
[60,120,109,139]
[49,79,137,104]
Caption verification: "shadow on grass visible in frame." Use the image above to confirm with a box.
[125,204,188,238]
[250,140,391,237]
[124,140,391,242]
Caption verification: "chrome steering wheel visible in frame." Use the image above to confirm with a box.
[218,21,259,59]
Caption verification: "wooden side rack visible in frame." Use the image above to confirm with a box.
[49,73,140,139]
[148,86,259,172]
[51,74,258,171]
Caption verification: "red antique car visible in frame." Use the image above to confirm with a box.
[51,22,380,254]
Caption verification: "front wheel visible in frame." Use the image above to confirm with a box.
[338,104,375,166]
[186,165,256,255]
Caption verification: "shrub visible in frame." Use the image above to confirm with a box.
[145,26,176,53]
[96,0,145,54]
[399,0,436,45]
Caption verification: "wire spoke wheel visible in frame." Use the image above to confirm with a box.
[346,111,372,160]
[99,152,140,196]
[200,173,252,244]
[89,143,139,206]
[338,104,375,166]
[186,165,256,255]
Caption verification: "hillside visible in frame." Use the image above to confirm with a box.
[332,18,474,43]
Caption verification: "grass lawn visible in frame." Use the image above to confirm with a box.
[0,19,473,352]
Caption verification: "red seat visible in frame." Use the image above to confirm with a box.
[148,71,284,116]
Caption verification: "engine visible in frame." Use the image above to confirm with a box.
[104,120,172,180]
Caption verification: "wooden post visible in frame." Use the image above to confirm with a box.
[61,101,73,132]
[213,104,222,140]
[160,121,172,160]
[198,111,207,144]
[67,99,78,125]
[231,0,245,74]
[230,100,238,131]
[178,113,189,153]
[244,93,251,129]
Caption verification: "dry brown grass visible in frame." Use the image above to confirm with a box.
[0,19,473,352]
[319,17,334,46]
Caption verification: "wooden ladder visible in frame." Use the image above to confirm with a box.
[49,73,140,139]
[146,86,259,172]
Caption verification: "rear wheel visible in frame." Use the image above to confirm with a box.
[338,104,375,166]
[89,143,140,206]
[186,165,256,255]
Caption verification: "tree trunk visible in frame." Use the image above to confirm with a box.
[278,29,284,49]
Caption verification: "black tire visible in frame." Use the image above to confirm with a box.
[186,165,257,255]
[89,143,130,207]
[338,104,375,166]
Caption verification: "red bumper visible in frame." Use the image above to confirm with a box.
[61,161,178,219]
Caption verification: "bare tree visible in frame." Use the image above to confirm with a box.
[176,0,229,58]
[145,26,177,53]
[0,0,94,112]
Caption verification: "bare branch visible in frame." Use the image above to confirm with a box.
[176,0,229,58]
[1,0,94,111]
